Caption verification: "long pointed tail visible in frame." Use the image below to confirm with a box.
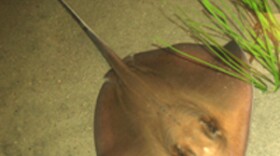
[58,0,132,78]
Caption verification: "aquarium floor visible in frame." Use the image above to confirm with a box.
[0,0,279,155]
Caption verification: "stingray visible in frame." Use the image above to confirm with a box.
[59,1,253,156]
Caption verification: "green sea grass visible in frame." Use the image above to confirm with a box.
[164,0,280,92]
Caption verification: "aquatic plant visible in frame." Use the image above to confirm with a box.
[161,0,280,92]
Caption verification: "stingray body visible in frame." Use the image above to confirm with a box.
[59,1,253,156]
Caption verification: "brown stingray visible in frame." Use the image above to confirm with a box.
[59,1,253,156]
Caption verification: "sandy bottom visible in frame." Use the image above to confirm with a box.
[0,0,279,155]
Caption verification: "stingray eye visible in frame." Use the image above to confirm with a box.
[173,145,196,156]
[200,116,221,139]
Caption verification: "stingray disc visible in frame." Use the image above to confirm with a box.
[95,43,252,156]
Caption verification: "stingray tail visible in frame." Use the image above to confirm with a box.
[59,0,133,77]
